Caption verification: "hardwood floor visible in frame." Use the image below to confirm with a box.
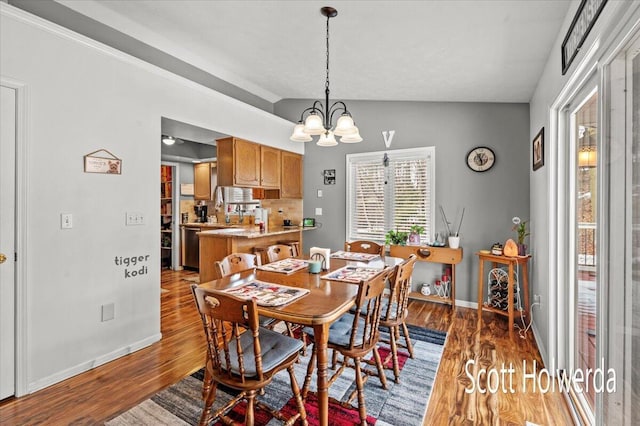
[0,269,572,425]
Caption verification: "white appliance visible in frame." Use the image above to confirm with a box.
[254,207,269,230]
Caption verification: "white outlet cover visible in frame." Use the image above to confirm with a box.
[315,207,322,215]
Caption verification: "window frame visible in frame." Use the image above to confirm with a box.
[345,147,436,244]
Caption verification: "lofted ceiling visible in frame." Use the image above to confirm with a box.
[52,0,572,105]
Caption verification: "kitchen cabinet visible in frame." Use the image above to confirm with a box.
[194,161,216,200]
[217,137,261,187]
[280,151,303,198]
[260,145,281,189]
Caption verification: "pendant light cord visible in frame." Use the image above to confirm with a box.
[325,13,330,93]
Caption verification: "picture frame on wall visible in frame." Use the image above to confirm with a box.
[532,127,544,171]
[323,169,336,185]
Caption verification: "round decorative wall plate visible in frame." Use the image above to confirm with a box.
[466,146,496,172]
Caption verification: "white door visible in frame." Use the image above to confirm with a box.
[0,85,16,399]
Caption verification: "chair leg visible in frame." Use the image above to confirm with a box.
[245,390,256,426]
[353,358,368,426]
[302,345,317,399]
[201,366,212,399]
[401,321,415,358]
[372,346,388,390]
[199,381,217,426]
[287,365,308,426]
[389,325,401,383]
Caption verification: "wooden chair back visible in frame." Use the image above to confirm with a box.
[381,254,417,324]
[213,253,261,279]
[266,244,294,263]
[343,269,391,355]
[191,284,264,383]
[344,240,384,256]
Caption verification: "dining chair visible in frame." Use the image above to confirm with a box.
[344,240,384,256]
[213,252,261,279]
[266,244,295,263]
[378,254,418,383]
[190,284,308,426]
[301,269,391,425]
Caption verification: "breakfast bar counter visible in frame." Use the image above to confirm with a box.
[198,226,315,282]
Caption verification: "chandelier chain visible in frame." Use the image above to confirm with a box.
[325,13,330,92]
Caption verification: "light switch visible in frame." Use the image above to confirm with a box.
[61,213,73,229]
[317,189,323,198]
[315,207,323,216]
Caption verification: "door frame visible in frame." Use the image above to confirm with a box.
[1,77,29,396]
[161,161,180,270]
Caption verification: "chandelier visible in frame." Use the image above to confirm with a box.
[290,7,362,146]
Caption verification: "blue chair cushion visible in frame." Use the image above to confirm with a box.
[220,327,303,377]
[259,315,276,327]
[304,313,370,348]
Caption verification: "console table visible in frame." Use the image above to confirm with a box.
[389,245,463,308]
[476,252,531,339]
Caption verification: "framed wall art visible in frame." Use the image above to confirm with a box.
[532,128,544,171]
[323,169,336,185]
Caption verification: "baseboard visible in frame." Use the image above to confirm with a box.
[28,333,162,394]
[531,321,549,369]
[454,299,478,309]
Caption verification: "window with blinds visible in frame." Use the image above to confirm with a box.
[346,147,435,244]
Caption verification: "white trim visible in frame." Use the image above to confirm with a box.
[27,333,161,394]
[454,299,477,310]
[1,76,29,397]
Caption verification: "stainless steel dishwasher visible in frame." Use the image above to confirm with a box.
[183,227,200,270]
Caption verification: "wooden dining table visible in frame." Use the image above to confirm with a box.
[198,255,402,426]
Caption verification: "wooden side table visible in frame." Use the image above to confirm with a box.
[476,252,531,338]
[390,245,463,308]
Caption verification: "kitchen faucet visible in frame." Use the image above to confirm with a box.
[235,204,244,224]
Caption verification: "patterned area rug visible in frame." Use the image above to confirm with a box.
[105,325,446,426]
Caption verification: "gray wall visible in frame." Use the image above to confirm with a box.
[275,99,530,303]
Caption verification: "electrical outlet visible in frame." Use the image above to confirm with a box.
[315,207,323,215]
[534,294,542,304]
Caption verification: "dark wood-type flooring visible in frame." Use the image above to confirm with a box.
[0,269,572,425]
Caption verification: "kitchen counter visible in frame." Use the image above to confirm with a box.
[197,226,315,283]
[198,226,314,239]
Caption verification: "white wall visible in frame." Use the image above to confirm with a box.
[529,0,640,365]
[0,4,300,393]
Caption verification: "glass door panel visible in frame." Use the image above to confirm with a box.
[571,90,599,417]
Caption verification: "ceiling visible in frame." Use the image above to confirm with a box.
[54,0,572,104]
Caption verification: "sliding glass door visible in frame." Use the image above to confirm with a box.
[566,86,599,422]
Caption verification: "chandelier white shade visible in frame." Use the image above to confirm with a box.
[290,7,362,146]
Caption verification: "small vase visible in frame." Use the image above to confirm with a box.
[408,231,420,246]
[517,243,527,256]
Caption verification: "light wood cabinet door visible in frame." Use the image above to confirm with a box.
[280,151,303,198]
[194,162,212,200]
[260,145,281,189]
[233,139,261,187]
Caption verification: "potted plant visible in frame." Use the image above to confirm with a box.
[408,224,424,246]
[512,217,530,256]
[385,229,409,246]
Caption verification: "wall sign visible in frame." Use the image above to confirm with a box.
[84,149,122,174]
[115,254,150,278]
[323,169,336,185]
[561,0,608,75]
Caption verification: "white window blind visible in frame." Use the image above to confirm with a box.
[346,147,435,244]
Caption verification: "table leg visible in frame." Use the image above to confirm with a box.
[522,260,530,318]
[451,264,456,309]
[313,323,330,426]
[477,258,484,330]
[508,262,515,339]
